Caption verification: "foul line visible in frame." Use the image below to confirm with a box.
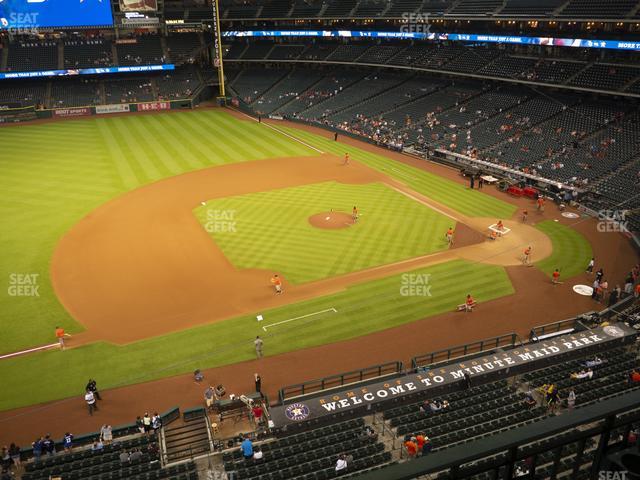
[389,185,462,223]
[262,307,337,332]
[232,108,325,154]
[0,343,59,360]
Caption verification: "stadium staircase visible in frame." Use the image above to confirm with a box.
[222,418,397,480]
[1,46,8,72]
[160,37,170,64]
[111,43,119,67]
[554,0,574,16]
[163,415,213,464]
[57,42,64,70]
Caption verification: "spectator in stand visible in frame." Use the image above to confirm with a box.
[404,437,418,459]
[85,389,98,415]
[142,412,152,434]
[100,425,113,445]
[570,368,593,380]
[8,444,20,469]
[63,432,73,453]
[583,356,604,368]
[630,369,640,383]
[136,416,145,434]
[1,447,10,472]
[91,439,103,452]
[335,454,348,473]
[567,389,576,410]
[415,432,427,455]
[152,413,162,432]
[422,436,433,454]
[252,404,264,425]
[130,448,143,462]
[253,446,263,461]
[31,438,43,463]
[119,450,130,464]
[42,435,55,457]
[240,436,253,460]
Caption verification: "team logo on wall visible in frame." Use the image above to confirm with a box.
[602,325,625,338]
[572,285,593,296]
[285,403,310,421]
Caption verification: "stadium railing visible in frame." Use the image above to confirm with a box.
[411,333,521,370]
[278,360,404,404]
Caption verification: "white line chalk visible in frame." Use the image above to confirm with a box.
[262,308,338,332]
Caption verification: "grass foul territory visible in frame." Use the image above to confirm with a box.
[535,220,593,279]
[0,259,513,411]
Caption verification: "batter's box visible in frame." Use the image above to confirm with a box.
[488,224,511,236]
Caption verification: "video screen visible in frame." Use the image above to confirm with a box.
[119,0,157,12]
[0,0,114,29]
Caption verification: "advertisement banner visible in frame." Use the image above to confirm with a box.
[53,107,91,118]
[137,102,171,111]
[96,104,131,115]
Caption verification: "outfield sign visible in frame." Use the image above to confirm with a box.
[270,325,636,427]
[53,107,91,118]
[137,101,171,111]
[96,104,131,115]
[0,64,175,80]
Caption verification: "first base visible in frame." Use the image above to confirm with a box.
[325,216,330,220]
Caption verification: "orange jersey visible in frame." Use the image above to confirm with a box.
[553,271,560,279]
[271,277,282,286]
[55,328,65,339]
[447,228,453,236]
[524,248,531,255]
[466,296,475,305]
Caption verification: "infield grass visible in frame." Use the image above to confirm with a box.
[0,259,513,410]
[195,181,455,284]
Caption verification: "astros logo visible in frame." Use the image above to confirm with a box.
[285,403,310,421]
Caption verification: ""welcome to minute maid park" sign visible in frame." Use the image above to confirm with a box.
[270,324,636,427]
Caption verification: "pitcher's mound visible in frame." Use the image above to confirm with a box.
[309,212,355,230]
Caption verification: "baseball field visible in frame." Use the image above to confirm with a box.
[0,107,604,415]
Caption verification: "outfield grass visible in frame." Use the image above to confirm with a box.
[0,110,317,354]
[195,182,455,284]
[0,259,513,410]
[278,125,517,219]
[535,220,593,279]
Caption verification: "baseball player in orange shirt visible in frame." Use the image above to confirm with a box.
[523,246,533,265]
[445,227,454,246]
[343,153,350,165]
[270,274,283,294]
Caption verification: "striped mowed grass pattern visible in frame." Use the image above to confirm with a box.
[278,125,517,219]
[0,259,513,411]
[534,220,593,279]
[0,110,317,354]
[195,182,455,284]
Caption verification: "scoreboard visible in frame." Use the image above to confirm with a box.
[0,0,114,29]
